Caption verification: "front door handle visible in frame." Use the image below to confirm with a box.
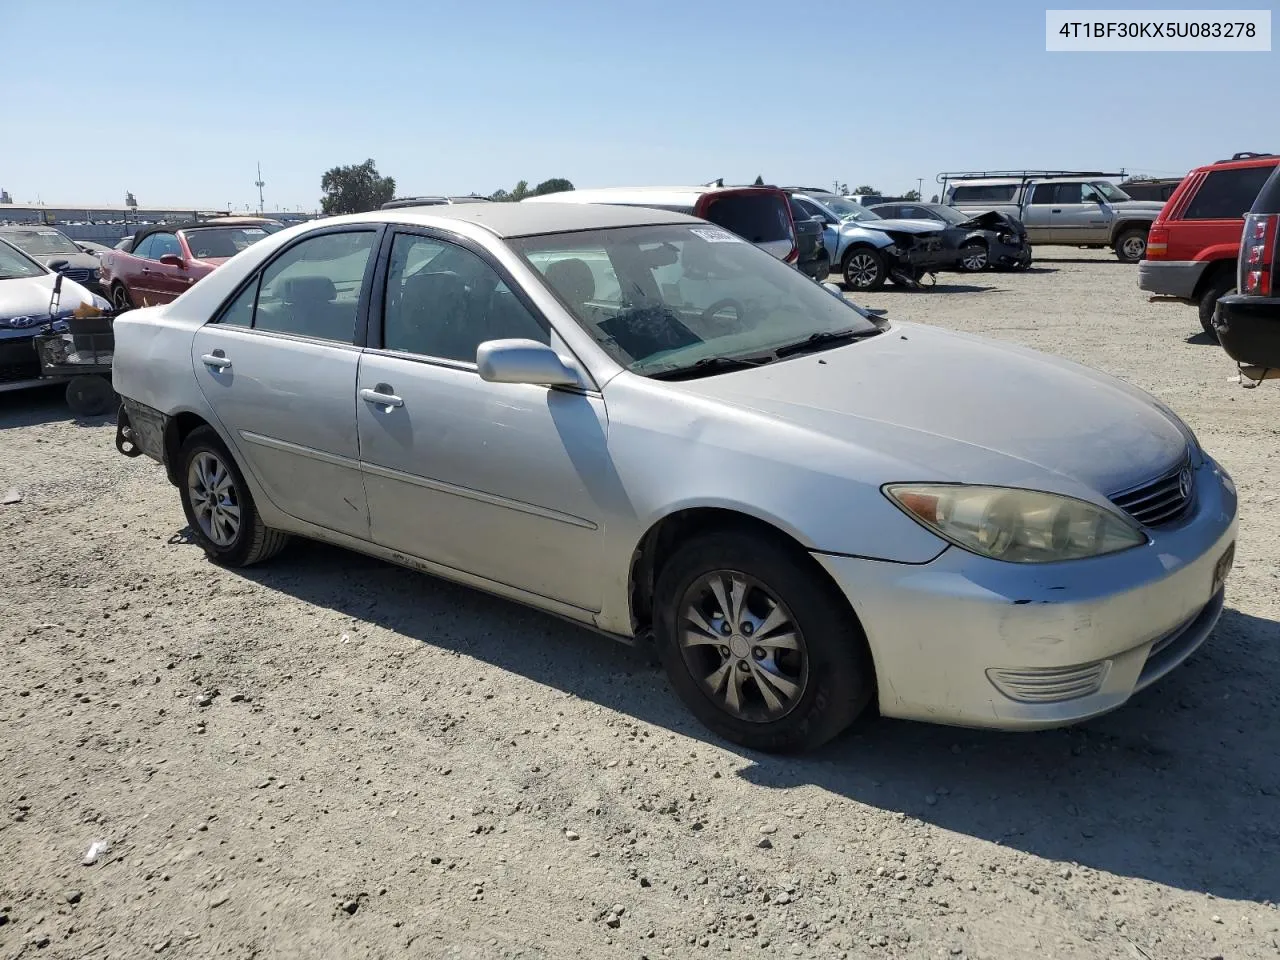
[201,352,231,371]
[1051,208,1062,213]
[360,386,403,408]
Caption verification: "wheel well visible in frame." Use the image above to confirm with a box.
[162,412,212,485]
[628,508,837,636]
[1192,259,1237,300]
[1113,221,1151,240]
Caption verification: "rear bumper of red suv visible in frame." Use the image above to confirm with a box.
[1138,260,1206,300]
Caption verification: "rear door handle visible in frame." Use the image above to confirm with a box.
[201,353,232,371]
[360,386,403,408]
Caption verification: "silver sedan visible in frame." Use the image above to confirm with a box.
[110,203,1238,753]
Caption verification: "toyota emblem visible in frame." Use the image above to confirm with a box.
[1178,467,1193,500]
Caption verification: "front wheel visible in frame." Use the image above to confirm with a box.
[110,283,133,313]
[842,247,887,291]
[958,240,988,272]
[654,531,874,753]
[178,426,289,567]
[1114,228,1148,264]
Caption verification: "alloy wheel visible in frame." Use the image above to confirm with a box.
[961,244,988,271]
[1121,235,1146,260]
[187,451,241,547]
[845,253,880,288]
[677,570,809,722]
[111,285,131,312]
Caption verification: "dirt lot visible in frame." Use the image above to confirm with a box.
[2,249,1278,960]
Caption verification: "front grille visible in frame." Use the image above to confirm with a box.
[0,359,40,383]
[1110,457,1194,527]
[58,267,94,284]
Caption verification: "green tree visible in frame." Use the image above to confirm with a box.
[854,184,880,195]
[532,178,574,196]
[902,189,921,201]
[320,159,396,216]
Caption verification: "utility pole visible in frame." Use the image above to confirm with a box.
[254,162,266,214]
[916,177,923,198]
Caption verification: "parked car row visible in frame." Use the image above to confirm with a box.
[0,224,106,295]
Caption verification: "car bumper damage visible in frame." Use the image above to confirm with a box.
[813,455,1237,730]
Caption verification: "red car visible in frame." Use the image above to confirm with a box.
[99,217,282,311]
[1138,151,1278,338]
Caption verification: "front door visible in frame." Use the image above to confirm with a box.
[189,227,381,539]
[1051,182,1114,244]
[144,232,191,303]
[356,230,607,611]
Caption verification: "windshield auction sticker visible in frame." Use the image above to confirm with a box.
[690,228,743,243]
[1046,9,1270,50]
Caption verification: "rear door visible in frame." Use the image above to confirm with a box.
[695,189,796,262]
[1023,183,1062,241]
[189,226,380,539]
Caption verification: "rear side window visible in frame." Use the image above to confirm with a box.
[700,194,791,244]
[1183,166,1275,220]
[952,184,1017,203]
[252,231,376,342]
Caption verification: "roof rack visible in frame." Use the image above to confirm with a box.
[936,169,1125,184]
[1216,152,1275,163]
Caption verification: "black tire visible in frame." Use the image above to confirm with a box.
[958,240,988,272]
[110,282,133,313]
[842,246,886,291]
[653,530,874,753]
[178,426,289,567]
[65,376,117,418]
[1113,228,1147,264]
[1198,274,1236,341]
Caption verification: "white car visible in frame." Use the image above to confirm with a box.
[0,238,111,395]
[110,203,1237,753]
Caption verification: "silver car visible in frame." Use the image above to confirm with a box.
[111,203,1238,753]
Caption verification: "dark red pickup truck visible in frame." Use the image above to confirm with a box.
[99,217,282,311]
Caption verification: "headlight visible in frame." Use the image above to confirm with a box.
[998,232,1016,244]
[884,244,901,256]
[90,294,112,312]
[884,484,1146,563]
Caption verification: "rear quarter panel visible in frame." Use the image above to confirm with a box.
[111,307,208,419]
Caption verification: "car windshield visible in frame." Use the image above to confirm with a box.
[1093,181,1132,202]
[0,240,47,280]
[919,205,972,225]
[815,197,882,222]
[1,228,81,257]
[511,223,879,376]
[182,226,271,260]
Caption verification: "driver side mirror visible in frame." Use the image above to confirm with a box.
[476,339,581,387]
[159,254,186,268]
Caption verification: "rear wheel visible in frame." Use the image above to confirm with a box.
[1114,228,1148,263]
[842,246,886,291]
[1199,273,1236,340]
[178,426,289,567]
[958,240,988,272]
[110,282,133,313]
[65,375,117,418]
[653,530,874,753]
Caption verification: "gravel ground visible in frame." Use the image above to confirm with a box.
[2,249,1278,960]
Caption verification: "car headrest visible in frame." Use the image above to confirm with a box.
[282,275,336,305]
[544,258,595,308]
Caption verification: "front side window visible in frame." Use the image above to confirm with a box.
[1092,181,1131,202]
[253,231,375,342]
[512,224,878,376]
[381,233,548,362]
[1184,167,1275,220]
[148,233,182,260]
[130,235,158,260]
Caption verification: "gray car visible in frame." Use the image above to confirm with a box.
[111,203,1237,753]
[0,225,104,294]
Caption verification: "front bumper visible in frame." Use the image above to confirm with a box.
[1138,259,1206,300]
[990,238,1031,269]
[814,455,1238,730]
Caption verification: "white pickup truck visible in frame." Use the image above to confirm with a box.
[940,172,1167,263]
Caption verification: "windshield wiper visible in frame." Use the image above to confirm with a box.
[647,354,775,381]
[773,327,882,358]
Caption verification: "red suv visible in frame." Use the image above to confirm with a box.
[1138,151,1278,338]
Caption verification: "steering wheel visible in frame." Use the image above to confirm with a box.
[700,297,747,328]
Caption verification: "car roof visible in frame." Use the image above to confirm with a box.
[129,218,280,246]
[331,201,701,238]
[524,186,784,209]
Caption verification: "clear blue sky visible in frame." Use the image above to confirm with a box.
[4,0,1274,210]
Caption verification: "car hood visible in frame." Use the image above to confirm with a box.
[846,218,941,235]
[33,251,100,271]
[1112,200,1166,214]
[671,322,1190,499]
[0,274,99,338]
